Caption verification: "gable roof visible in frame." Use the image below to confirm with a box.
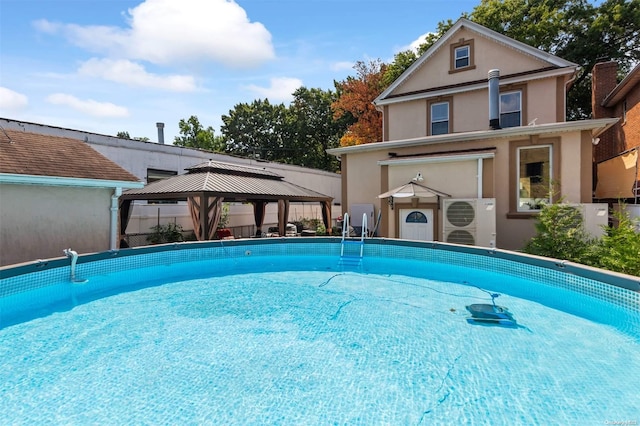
[602,62,640,107]
[0,129,141,185]
[121,160,332,202]
[375,18,578,104]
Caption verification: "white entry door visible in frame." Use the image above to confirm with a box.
[399,209,434,241]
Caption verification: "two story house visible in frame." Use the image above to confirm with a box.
[328,19,617,250]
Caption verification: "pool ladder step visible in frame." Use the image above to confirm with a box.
[339,212,368,266]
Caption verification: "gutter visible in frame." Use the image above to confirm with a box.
[0,173,144,189]
[327,118,619,156]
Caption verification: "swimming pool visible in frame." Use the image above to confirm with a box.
[1,238,639,424]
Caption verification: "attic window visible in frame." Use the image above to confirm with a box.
[449,39,475,73]
[455,46,469,68]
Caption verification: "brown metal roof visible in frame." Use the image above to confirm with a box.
[185,160,283,179]
[0,129,140,182]
[121,161,332,202]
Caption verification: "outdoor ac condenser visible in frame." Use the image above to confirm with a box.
[443,198,496,247]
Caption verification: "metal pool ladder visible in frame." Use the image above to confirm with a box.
[339,212,368,266]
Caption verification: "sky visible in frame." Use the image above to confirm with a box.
[0,0,478,142]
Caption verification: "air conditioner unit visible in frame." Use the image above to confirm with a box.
[443,198,496,247]
[566,203,608,239]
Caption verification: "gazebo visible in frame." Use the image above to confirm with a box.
[118,160,333,244]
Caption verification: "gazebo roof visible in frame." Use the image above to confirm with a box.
[120,160,333,203]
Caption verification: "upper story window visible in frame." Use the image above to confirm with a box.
[623,99,627,123]
[430,102,450,135]
[500,91,522,128]
[454,46,469,69]
[517,145,552,211]
[449,39,475,74]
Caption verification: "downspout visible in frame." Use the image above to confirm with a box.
[477,157,483,198]
[564,67,579,121]
[110,188,122,250]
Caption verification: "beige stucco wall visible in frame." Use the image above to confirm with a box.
[387,100,427,141]
[343,151,385,215]
[0,184,112,266]
[341,129,590,250]
[386,76,562,141]
[393,27,548,95]
[527,78,561,124]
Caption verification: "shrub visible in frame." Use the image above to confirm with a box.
[524,202,640,276]
[147,223,184,244]
[588,208,640,276]
[523,203,593,263]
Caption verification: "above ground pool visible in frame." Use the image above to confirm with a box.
[1,238,639,424]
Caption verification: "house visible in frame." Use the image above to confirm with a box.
[0,129,143,266]
[0,118,342,243]
[592,61,640,205]
[327,18,616,250]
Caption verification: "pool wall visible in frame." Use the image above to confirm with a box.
[1,238,639,329]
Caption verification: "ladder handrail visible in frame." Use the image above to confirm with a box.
[340,212,367,258]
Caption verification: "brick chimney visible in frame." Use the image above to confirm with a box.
[592,61,617,119]
[591,61,618,162]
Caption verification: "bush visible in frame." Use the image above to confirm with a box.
[147,223,184,244]
[524,202,640,276]
[523,203,593,263]
[588,209,640,276]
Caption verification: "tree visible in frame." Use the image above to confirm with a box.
[332,60,387,146]
[220,99,292,162]
[116,131,150,142]
[288,87,352,171]
[173,115,224,152]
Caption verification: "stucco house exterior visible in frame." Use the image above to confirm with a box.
[0,129,143,266]
[327,19,617,250]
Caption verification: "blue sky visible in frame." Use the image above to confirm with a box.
[0,0,477,142]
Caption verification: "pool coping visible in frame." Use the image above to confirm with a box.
[2,237,638,292]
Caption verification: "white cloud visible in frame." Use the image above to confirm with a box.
[78,58,197,92]
[35,0,274,68]
[0,87,29,111]
[401,32,435,53]
[46,93,129,118]
[244,77,303,102]
[331,61,355,72]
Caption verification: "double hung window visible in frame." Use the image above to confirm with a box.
[430,102,449,135]
[500,91,522,128]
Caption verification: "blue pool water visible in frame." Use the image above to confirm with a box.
[1,250,639,425]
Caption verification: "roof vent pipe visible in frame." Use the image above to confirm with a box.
[488,69,501,130]
[156,122,165,144]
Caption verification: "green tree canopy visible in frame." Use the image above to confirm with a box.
[173,115,224,152]
[221,99,291,162]
[289,87,352,171]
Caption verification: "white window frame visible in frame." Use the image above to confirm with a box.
[430,102,449,135]
[516,145,552,212]
[454,46,470,69]
[500,91,522,128]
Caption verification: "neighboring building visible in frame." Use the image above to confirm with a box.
[0,129,143,266]
[0,118,342,241]
[328,19,616,250]
[592,61,640,204]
